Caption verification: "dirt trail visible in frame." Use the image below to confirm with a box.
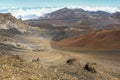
[13,35,70,65]
[14,35,120,70]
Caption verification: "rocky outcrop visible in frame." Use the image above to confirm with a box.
[0,13,29,33]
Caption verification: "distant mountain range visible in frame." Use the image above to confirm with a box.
[44,8,111,19]
[0,7,120,20]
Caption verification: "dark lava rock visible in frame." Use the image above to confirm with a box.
[66,58,77,65]
[84,62,97,73]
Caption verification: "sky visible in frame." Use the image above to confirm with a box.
[0,0,120,20]
[0,0,120,8]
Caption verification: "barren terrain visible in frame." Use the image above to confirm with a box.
[0,12,120,80]
[12,30,120,70]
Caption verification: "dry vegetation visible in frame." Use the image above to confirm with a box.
[0,53,119,80]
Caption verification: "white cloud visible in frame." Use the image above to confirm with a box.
[0,6,120,20]
[4,7,61,20]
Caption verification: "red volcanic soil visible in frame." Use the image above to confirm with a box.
[52,29,120,51]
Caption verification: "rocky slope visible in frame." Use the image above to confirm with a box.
[0,53,119,80]
[52,29,120,51]
[0,13,29,33]
[0,13,31,53]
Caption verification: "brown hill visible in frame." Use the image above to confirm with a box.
[52,29,120,51]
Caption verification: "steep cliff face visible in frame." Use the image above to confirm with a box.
[0,13,29,33]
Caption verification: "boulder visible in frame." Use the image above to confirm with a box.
[84,62,97,73]
[66,58,77,65]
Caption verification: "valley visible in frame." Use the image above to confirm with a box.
[0,8,120,80]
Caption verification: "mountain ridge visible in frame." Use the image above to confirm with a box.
[44,8,111,20]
